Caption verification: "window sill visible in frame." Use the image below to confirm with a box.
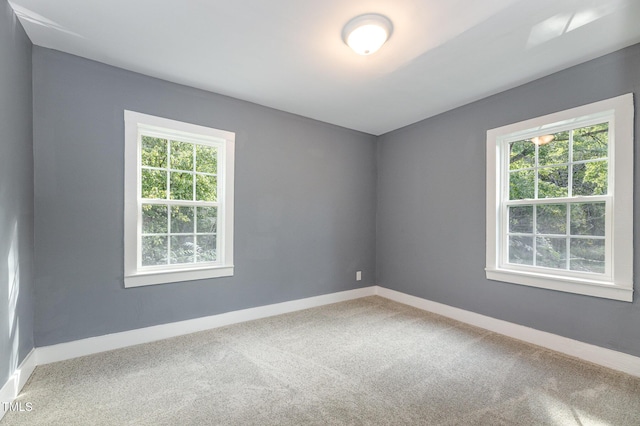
[124,265,234,288]
[485,268,632,302]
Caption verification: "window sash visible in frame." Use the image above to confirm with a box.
[497,118,612,277]
[499,198,612,279]
[137,201,220,271]
[501,121,611,202]
[137,133,224,271]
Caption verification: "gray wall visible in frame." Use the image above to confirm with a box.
[0,1,35,384]
[377,43,640,357]
[32,47,377,347]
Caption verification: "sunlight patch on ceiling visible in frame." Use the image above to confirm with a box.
[527,5,616,49]
[8,2,84,38]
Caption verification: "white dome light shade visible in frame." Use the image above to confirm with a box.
[342,14,393,56]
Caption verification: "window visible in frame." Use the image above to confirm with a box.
[486,94,633,301]
[124,111,235,287]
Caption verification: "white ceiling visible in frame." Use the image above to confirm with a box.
[9,0,640,135]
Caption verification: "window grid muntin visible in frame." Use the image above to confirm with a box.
[138,131,222,271]
[501,119,612,277]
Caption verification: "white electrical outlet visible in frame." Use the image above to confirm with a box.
[356,271,362,281]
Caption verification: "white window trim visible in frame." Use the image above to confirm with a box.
[486,94,634,302]
[124,111,235,288]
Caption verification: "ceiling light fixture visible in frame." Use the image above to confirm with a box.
[342,14,393,56]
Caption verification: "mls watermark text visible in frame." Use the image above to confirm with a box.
[2,401,33,412]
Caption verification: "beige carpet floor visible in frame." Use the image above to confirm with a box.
[2,296,640,425]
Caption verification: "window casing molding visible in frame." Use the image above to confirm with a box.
[124,111,235,287]
[486,94,634,302]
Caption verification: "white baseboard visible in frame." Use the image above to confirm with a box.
[375,286,640,378]
[37,286,376,365]
[0,349,37,421]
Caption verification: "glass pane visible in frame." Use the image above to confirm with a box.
[170,172,194,200]
[536,204,566,235]
[196,145,217,174]
[170,236,195,264]
[570,203,605,236]
[141,169,167,199]
[572,161,607,196]
[508,206,533,233]
[196,207,217,233]
[141,136,167,168]
[509,236,533,265]
[536,237,566,269]
[170,141,194,171]
[509,170,534,200]
[142,204,167,234]
[570,239,605,273]
[509,141,535,170]
[538,166,568,198]
[196,175,217,201]
[170,206,194,234]
[196,235,217,262]
[573,123,608,162]
[538,131,569,167]
[142,236,168,266]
